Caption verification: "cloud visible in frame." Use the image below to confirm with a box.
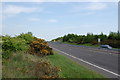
[29,18,58,23]
[29,18,41,22]
[48,19,58,23]
[3,5,39,17]
[70,2,107,16]
[73,2,107,12]
[86,3,107,10]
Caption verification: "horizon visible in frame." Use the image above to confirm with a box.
[1,31,119,41]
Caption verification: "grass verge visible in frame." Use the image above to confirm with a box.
[2,52,39,78]
[47,51,105,78]
[2,51,60,78]
[63,42,120,49]
[63,42,99,47]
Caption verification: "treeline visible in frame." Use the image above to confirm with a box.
[52,31,120,48]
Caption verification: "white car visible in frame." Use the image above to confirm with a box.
[100,45,112,49]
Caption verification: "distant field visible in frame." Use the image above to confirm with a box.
[47,51,104,78]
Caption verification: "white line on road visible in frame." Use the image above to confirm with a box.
[52,47,120,77]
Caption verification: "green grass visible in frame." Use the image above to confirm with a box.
[47,51,105,78]
[79,43,99,47]
[64,42,99,47]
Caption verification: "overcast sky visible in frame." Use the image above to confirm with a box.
[2,2,118,41]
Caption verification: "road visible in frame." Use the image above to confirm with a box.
[48,42,120,78]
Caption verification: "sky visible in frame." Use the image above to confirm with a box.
[1,2,118,41]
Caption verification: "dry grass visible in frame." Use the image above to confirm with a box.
[2,51,59,78]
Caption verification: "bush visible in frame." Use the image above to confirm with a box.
[2,37,28,51]
[91,40,98,45]
[101,40,120,48]
[2,36,28,59]
[29,38,53,56]
[17,32,34,44]
[2,50,12,59]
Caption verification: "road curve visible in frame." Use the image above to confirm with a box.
[48,42,119,78]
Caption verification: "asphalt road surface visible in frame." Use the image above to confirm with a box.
[48,42,120,78]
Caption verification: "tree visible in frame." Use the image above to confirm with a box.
[108,32,118,40]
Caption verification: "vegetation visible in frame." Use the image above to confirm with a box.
[52,31,120,48]
[29,38,53,55]
[2,32,60,78]
[17,32,34,44]
[2,51,60,78]
[48,51,104,78]
[2,36,29,59]
[1,32,107,78]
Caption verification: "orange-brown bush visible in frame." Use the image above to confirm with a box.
[29,38,53,55]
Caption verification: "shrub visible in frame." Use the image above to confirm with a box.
[2,37,28,52]
[91,40,98,45]
[29,38,53,56]
[2,36,28,59]
[101,40,120,48]
[17,32,34,44]
[2,50,12,59]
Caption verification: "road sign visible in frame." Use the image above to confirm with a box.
[98,38,100,43]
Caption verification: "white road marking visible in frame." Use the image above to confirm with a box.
[52,47,120,77]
